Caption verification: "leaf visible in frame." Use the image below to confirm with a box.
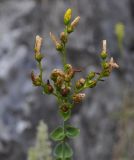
[50,127,65,141]
[65,125,80,138]
[59,110,71,121]
[54,142,73,158]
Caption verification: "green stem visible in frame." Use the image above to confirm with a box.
[62,120,65,160]
[38,61,44,86]
[61,47,67,69]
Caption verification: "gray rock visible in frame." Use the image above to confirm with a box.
[0,0,134,160]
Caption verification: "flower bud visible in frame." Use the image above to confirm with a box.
[101,62,109,69]
[60,32,68,44]
[73,93,86,103]
[64,8,72,25]
[64,64,73,72]
[102,70,110,77]
[87,80,97,88]
[100,51,108,60]
[71,16,80,29]
[76,78,85,89]
[31,71,41,86]
[87,71,96,80]
[56,43,63,52]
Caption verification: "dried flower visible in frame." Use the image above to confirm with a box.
[108,57,119,72]
[50,32,63,51]
[73,93,86,103]
[76,78,85,89]
[34,35,42,53]
[51,69,65,81]
[55,76,65,88]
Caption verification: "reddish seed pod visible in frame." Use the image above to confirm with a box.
[61,87,70,97]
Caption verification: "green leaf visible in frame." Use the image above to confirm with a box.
[54,142,73,158]
[59,110,71,121]
[65,125,80,138]
[50,127,65,141]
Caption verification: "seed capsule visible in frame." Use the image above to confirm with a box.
[44,80,54,94]
[61,87,70,97]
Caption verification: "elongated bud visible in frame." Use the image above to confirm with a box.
[34,35,42,53]
[100,40,108,60]
[34,35,43,62]
[64,8,72,25]
[50,32,63,51]
[31,71,41,86]
[60,32,68,43]
[73,93,86,103]
[76,78,85,89]
[71,16,80,29]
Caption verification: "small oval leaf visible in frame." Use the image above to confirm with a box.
[50,127,65,141]
[65,125,80,138]
[59,110,71,121]
[54,142,73,158]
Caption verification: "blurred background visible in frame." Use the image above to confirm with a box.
[0,0,134,160]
